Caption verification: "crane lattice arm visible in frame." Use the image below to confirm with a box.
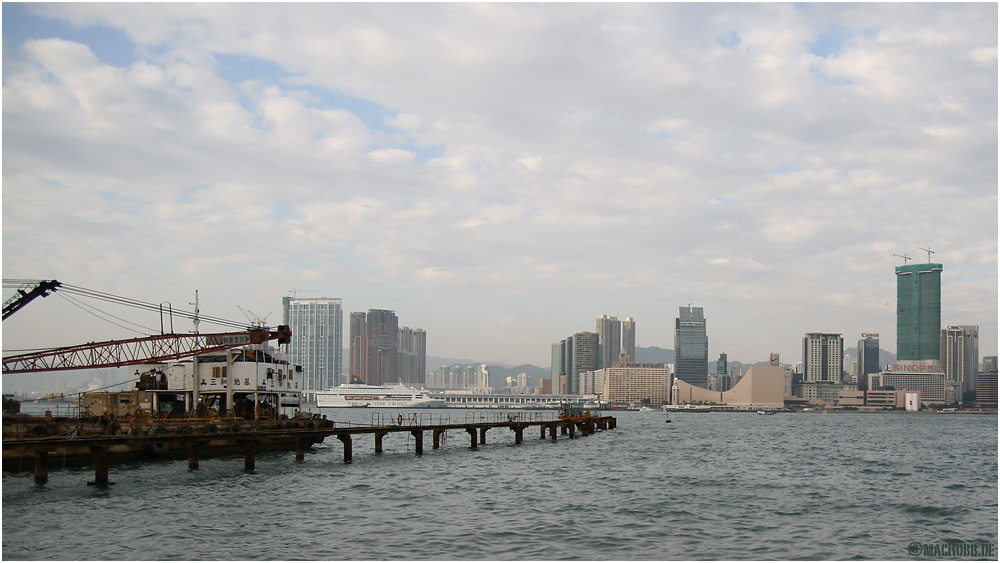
[2,280,61,320]
[2,326,291,374]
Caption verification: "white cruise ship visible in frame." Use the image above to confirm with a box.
[316,383,445,408]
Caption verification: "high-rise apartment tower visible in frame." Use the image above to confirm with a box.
[941,326,979,392]
[282,297,343,396]
[622,318,636,363]
[597,315,622,369]
[349,309,401,386]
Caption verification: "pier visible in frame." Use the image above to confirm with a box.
[3,409,616,486]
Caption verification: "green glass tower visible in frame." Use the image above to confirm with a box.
[895,263,943,362]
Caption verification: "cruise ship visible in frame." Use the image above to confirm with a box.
[316,383,445,408]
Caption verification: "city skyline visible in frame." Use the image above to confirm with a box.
[3,4,996,369]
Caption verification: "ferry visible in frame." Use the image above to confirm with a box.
[316,382,445,408]
[662,404,713,413]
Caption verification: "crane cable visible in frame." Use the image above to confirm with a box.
[2,280,252,331]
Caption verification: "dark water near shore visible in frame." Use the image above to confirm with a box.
[3,410,997,560]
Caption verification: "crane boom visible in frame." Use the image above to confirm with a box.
[2,280,61,320]
[2,325,292,374]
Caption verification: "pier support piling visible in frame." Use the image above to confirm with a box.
[33,450,48,485]
[549,425,557,440]
[188,443,200,470]
[374,432,388,454]
[337,433,353,464]
[90,446,110,486]
[294,438,307,462]
[433,429,445,449]
[411,430,423,455]
[514,425,524,445]
[241,439,255,473]
[466,428,477,449]
[479,427,488,445]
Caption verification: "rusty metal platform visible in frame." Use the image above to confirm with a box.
[4,411,616,486]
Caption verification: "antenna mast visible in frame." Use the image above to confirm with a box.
[190,290,200,334]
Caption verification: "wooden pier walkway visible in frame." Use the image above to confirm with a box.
[3,410,616,486]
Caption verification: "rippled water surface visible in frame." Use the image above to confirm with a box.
[3,410,997,560]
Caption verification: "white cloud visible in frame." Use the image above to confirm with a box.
[3,3,996,367]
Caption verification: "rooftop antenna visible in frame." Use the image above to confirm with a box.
[289,289,316,298]
[917,246,935,263]
[893,253,911,265]
[190,289,200,334]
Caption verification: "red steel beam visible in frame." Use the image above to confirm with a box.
[2,326,291,374]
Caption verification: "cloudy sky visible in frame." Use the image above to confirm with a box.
[3,3,997,370]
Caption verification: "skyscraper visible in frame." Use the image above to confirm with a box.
[596,315,622,369]
[941,326,979,392]
[896,262,943,362]
[349,309,400,386]
[858,335,880,376]
[282,297,343,396]
[802,333,843,383]
[717,353,730,391]
[398,327,427,386]
[674,306,708,389]
[571,332,601,395]
[622,317,636,362]
[348,312,366,382]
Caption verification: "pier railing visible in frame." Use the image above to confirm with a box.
[362,410,559,428]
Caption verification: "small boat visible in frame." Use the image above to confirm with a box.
[756,410,776,415]
[638,405,656,412]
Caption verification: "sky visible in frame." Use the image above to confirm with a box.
[2,3,997,370]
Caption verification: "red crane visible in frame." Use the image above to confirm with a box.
[2,280,292,374]
[2,326,292,374]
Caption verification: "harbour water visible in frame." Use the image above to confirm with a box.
[3,410,997,560]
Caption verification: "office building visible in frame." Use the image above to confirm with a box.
[675,306,708,389]
[941,326,979,392]
[871,371,960,407]
[716,353,731,391]
[896,262,943,362]
[858,335,880,376]
[975,356,997,409]
[622,318,636,362]
[597,315,622,369]
[802,333,843,383]
[282,297,343,397]
[857,335,880,391]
